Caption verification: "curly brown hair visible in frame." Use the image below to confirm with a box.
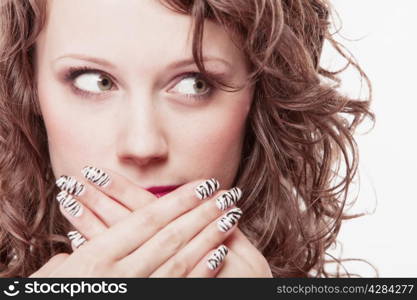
[0,0,375,277]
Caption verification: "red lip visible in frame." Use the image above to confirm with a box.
[146,185,182,198]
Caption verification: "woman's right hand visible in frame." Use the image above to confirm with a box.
[30,173,242,277]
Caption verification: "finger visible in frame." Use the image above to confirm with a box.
[80,166,156,211]
[213,248,251,278]
[56,190,107,239]
[226,229,273,277]
[187,245,229,277]
[56,175,131,226]
[223,229,261,270]
[117,187,242,275]
[149,207,242,277]
[87,178,221,260]
[67,230,87,251]
[29,253,69,278]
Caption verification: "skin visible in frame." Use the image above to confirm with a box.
[36,0,252,186]
[33,0,272,277]
[31,176,271,277]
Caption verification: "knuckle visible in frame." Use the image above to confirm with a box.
[112,261,136,277]
[137,210,157,228]
[77,246,109,269]
[202,199,220,218]
[90,261,110,274]
[87,193,99,207]
[134,194,155,209]
[157,226,183,252]
[118,188,133,206]
[201,229,220,246]
[174,194,192,210]
[166,258,188,276]
[83,254,111,275]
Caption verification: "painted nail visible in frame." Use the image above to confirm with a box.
[217,207,242,232]
[67,230,87,248]
[81,166,111,187]
[215,187,242,210]
[56,190,84,217]
[194,178,220,200]
[55,175,85,196]
[207,245,229,270]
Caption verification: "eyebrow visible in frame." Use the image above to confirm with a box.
[54,53,233,71]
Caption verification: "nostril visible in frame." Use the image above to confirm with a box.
[120,154,166,168]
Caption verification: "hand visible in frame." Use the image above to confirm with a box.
[31,172,241,277]
[216,229,273,277]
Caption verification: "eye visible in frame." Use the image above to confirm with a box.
[64,66,216,101]
[170,74,211,98]
[72,72,114,94]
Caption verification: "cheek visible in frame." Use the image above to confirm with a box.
[37,81,107,175]
[177,97,251,183]
[40,104,86,175]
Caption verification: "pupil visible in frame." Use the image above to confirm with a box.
[99,76,111,90]
[195,80,204,90]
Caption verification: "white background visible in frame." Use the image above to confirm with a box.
[322,0,417,277]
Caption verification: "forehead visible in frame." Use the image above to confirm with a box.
[38,0,244,69]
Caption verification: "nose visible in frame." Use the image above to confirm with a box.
[116,99,168,167]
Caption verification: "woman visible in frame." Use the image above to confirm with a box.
[0,0,374,277]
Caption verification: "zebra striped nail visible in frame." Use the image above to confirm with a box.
[194,178,220,200]
[215,187,242,210]
[56,190,84,217]
[67,231,87,248]
[56,175,85,196]
[207,245,229,270]
[217,207,242,232]
[81,166,111,188]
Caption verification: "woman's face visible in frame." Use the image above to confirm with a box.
[35,0,253,190]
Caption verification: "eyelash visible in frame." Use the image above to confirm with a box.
[63,66,215,102]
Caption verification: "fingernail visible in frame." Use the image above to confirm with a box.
[56,175,85,196]
[207,244,229,270]
[215,187,242,210]
[67,230,87,248]
[194,178,220,200]
[217,207,242,232]
[56,190,84,217]
[81,166,111,187]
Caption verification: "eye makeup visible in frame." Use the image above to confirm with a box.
[171,71,214,102]
[61,65,226,102]
[62,66,117,100]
